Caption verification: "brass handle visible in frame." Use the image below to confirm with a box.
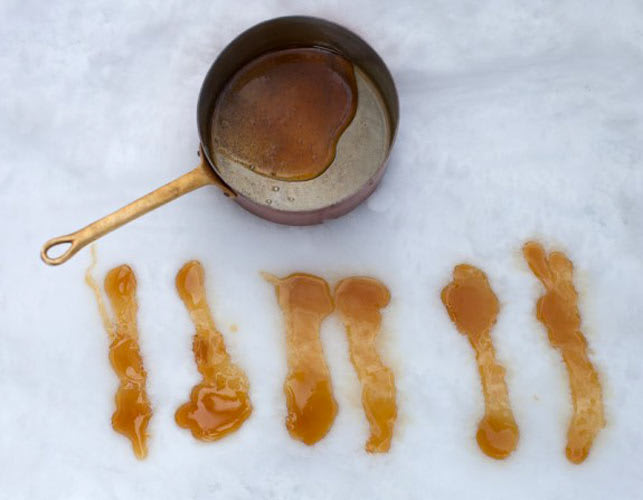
[41,161,235,266]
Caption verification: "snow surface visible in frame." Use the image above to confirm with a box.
[1,1,643,499]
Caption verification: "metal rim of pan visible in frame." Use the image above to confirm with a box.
[197,16,400,225]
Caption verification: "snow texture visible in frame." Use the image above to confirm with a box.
[1,1,643,499]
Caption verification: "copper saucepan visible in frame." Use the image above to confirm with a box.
[41,16,399,266]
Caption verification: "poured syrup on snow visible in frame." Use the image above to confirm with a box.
[441,264,519,459]
[264,272,337,445]
[174,261,252,441]
[523,241,604,464]
[335,277,397,453]
[86,255,153,460]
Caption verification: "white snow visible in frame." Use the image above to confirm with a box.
[1,1,643,499]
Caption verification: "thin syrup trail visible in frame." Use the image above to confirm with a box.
[174,260,252,441]
[441,264,519,460]
[84,245,114,341]
[335,277,397,453]
[264,272,337,445]
[523,241,605,464]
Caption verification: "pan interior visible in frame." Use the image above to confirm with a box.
[210,65,391,212]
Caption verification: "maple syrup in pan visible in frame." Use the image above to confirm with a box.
[86,258,153,460]
[212,47,358,181]
[442,265,519,460]
[264,272,338,445]
[175,261,252,441]
[335,277,397,453]
[523,242,605,464]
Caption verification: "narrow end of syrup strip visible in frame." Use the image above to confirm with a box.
[260,271,280,286]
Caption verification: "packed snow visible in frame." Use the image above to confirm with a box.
[1,1,642,499]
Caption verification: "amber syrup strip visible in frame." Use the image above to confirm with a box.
[335,277,397,453]
[86,249,152,459]
[174,261,252,441]
[263,272,337,445]
[523,241,604,463]
[442,265,519,459]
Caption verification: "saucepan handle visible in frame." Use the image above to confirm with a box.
[41,162,235,266]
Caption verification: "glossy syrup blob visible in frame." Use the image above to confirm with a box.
[335,277,397,453]
[86,255,153,460]
[523,241,605,464]
[264,272,337,445]
[175,261,252,441]
[212,47,357,181]
[441,265,519,459]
